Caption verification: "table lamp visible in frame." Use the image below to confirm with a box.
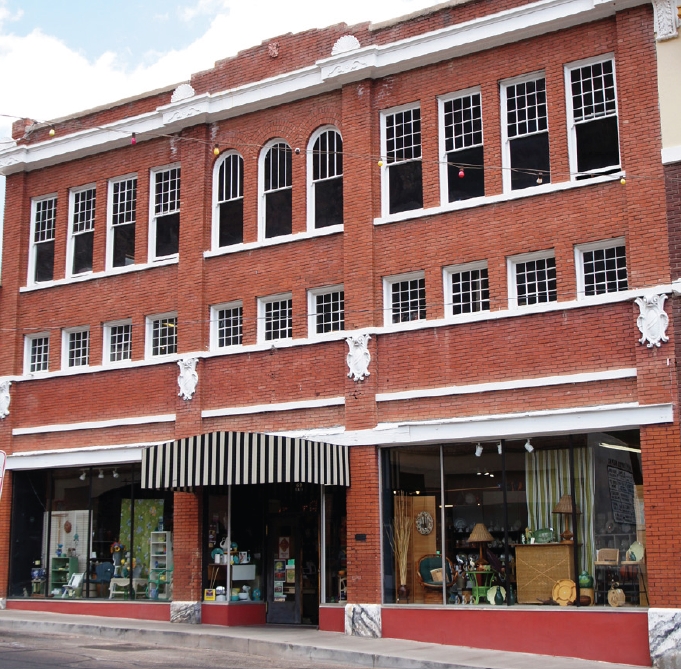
[552,494,580,544]
[467,523,493,564]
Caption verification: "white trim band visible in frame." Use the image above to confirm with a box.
[12,413,176,436]
[202,397,345,418]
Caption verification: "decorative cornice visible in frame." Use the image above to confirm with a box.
[652,0,679,40]
[202,396,344,418]
[12,413,175,436]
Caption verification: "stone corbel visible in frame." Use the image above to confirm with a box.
[346,334,371,382]
[0,380,10,419]
[635,294,669,348]
[652,0,679,41]
[177,357,199,400]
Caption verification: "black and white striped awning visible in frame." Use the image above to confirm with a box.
[141,431,349,490]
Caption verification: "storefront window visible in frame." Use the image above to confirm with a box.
[322,486,346,603]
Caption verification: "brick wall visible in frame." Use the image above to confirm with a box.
[172,491,203,602]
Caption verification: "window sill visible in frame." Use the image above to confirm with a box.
[373,172,624,227]
[204,224,343,258]
[21,257,179,293]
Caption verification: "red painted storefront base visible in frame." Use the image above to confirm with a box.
[382,607,651,666]
[7,598,170,621]
[319,605,345,633]
[202,602,266,626]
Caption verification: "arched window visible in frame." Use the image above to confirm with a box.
[261,140,292,239]
[308,127,343,229]
[214,152,244,247]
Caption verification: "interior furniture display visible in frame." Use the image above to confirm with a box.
[416,554,454,603]
[61,572,84,598]
[149,531,173,600]
[515,543,575,604]
[467,524,493,564]
[109,577,148,599]
[552,494,580,543]
[88,562,114,597]
[49,556,78,594]
[465,569,494,604]
[594,547,619,605]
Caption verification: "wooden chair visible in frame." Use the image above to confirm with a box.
[61,572,84,598]
[416,554,455,602]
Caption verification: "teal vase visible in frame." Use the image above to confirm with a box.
[578,571,593,589]
[494,587,504,605]
[508,585,516,605]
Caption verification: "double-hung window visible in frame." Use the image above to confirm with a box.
[444,262,490,316]
[381,104,423,216]
[68,186,96,276]
[29,196,57,284]
[566,56,620,178]
[150,166,180,259]
[309,127,343,229]
[576,238,627,298]
[24,334,50,374]
[384,272,426,325]
[508,251,557,307]
[259,294,292,342]
[147,313,178,357]
[211,301,243,349]
[214,153,244,247]
[440,89,485,202]
[108,176,137,268]
[502,74,550,191]
[63,328,90,368]
[261,141,292,239]
[104,320,133,363]
[308,286,344,336]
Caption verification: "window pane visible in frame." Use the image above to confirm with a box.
[72,189,96,233]
[583,245,627,296]
[313,130,343,181]
[30,337,49,372]
[323,488,347,603]
[35,240,55,283]
[109,324,132,362]
[509,132,550,191]
[217,306,242,347]
[155,213,180,257]
[152,317,177,355]
[389,161,423,215]
[515,257,557,305]
[219,199,244,246]
[314,177,343,228]
[386,108,422,163]
[68,330,90,367]
[265,189,293,238]
[34,198,57,243]
[576,116,620,174]
[506,78,547,138]
[444,94,483,152]
[112,178,137,226]
[72,231,94,275]
[571,60,616,122]
[155,168,180,215]
[391,278,426,323]
[451,267,489,315]
[218,155,243,202]
[112,223,136,267]
[264,144,292,192]
[447,146,485,202]
[316,291,344,333]
[265,299,292,340]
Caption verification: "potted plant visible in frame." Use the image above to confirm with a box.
[389,493,412,603]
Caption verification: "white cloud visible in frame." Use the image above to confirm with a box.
[0,0,22,31]
[178,0,230,22]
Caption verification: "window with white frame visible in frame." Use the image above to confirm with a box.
[384,272,426,325]
[309,127,343,229]
[150,166,180,259]
[444,262,490,315]
[29,196,57,284]
[211,301,243,349]
[509,251,557,307]
[215,152,244,247]
[566,56,620,178]
[440,90,485,202]
[108,176,137,268]
[25,334,50,373]
[261,141,292,239]
[63,328,90,368]
[259,294,292,342]
[103,320,133,363]
[576,239,627,298]
[67,186,96,276]
[308,286,344,335]
[502,74,550,191]
[147,314,178,357]
[382,105,423,216]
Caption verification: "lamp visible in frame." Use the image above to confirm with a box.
[79,470,87,481]
[112,469,119,479]
[524,439,534,453]
[552,494,580,544]
[497,442,503,454]
[467,523,493,565]
[98,469,104,479]
[475,443,483,457]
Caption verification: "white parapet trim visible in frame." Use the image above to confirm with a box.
[12,413,175,436]
[202,396,345,418]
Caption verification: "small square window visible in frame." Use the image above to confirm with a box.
[25,334,50,374]
[147,314,178,357]
[384,272,426,326]
[211,302,243,349]
[308,286,344,335]
[444,262,490,316]
[509,252,557,307]
[259,294,292,342]
[104,321,133,363]
[576,239,627,298]
[63,328,90,368]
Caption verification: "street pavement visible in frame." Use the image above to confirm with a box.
[0,609,649,669]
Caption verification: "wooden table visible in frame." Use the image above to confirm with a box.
[515,543,574,604]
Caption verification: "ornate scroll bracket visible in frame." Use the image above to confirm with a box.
[635,294,669,348]
[177,357,199,400]
[346,334,371,382]
[0,380,11,419]
[652,0,679,41]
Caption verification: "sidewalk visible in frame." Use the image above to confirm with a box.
[0,609,647,669]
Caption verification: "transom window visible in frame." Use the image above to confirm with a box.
[65,329,90,368]
[212,302,243,348]
[215,153,244,247]
[260,295,292,342]
[109,176,137,268]
[26,335,49,373]
[382,105,423,216]
[31,196,57,283]
[576,240,628,298]
[105,322,133,362]
[69,187,96,275]
[309,287,344,335]
[262,142,292,239]
[310,128,343,229]
[148,315,178,357]
[384,273,426,325]
[151,166,180,259]
[445,262,490,315]
[510,252,557,307]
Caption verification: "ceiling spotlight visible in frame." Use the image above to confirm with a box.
[112,469,119,479]
[79,470,87,481]
[524,439,534,453]
[98,469,104,479]
[497,442,503,455]
[475,443,483,457]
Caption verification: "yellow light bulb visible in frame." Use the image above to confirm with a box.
[213,146,220,156]
[48,128,55,137]
[620,177,626,185]
[377,160,384,167]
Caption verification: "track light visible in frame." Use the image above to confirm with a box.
[475,443,483,457]
[79,470,86,481]
[98,469,104,479]
[524,439,534,453]
[497,442,503,455]
[112,469,119,479]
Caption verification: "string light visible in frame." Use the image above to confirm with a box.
[213,145,220,156]
[620,177,626,185]
[48,127,55,137]
[377,160,384,167]
[458,168,465,178]
[130,133,137,146]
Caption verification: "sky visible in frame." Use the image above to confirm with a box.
[0,0,442,244]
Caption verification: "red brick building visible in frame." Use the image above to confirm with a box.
[1,0,680,665]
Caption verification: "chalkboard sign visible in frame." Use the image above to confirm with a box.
[607,462,636,525]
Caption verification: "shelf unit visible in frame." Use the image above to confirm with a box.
[149,531,173,600]
[49,556,78,594]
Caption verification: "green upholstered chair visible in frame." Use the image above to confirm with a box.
[416,554,455,598]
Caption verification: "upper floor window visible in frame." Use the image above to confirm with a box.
[24,334,50,374]
[63,327,90,368]
[150,166,180,260]
[104,320,133,363]
[308,127,343,229]
[259,294,292,342]
[440,90,485,203]
[308,286,344,336]
[502,74,550,191]
[214,152,244,247]
[108,175,137,268]
[261,141,292,239]
[67,186,96,276]
[566,56,620,178]
[211,301,243,349]
[444,261,490,316]
[508,251,557,307]
[29,195,57,284]
[381,104,423,216]
[384,272,426,326]
[576,238,627,298]
[146,313,178,357]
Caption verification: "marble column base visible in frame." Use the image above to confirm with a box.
[650,608,681,668]
[344,604,381,638]
[170,601,201,624]
[0,598,5,610]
